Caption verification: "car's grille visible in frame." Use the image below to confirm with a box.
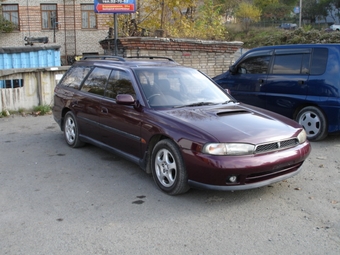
[255,138,298,154]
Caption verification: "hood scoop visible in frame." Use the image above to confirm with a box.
[217,109,250,117]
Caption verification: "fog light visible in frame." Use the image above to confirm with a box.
[227,175,238,183]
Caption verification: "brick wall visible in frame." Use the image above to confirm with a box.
[0,0,110,60]
[100,37,243,77]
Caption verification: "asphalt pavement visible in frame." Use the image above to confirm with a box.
[0,114,339,255]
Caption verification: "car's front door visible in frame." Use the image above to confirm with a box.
[98,69,143,159]
[221,51,272,108]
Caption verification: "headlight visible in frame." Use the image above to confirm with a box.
[297,129,307,144]
[202,143,255,156]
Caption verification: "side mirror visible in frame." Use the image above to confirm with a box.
[229,65,237,74]
[116,94,135,105]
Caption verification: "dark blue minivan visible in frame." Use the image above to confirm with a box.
[213,44,340,141]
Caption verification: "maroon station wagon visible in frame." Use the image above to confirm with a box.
[52,56,311,195]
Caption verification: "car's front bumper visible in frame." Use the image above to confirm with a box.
[183,142,311,191]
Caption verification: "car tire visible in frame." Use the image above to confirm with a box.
[296,106,328,141]
[63,112,85,148]
[151,139,190,195]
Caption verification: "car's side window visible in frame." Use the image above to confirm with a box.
[272,53,310,74]
[60,66,92,89]
[237,56,270,74]
[81,67,111,96]
[310,48,328,75]
[105,70,135,99]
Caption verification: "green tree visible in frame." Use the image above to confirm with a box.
[191,0,227,39]
[235,2,262,31]
[322,0,340,22]
[108,0,228,40]
[302,0,328,23]
[254,0,279,10]
[261,3,293,20]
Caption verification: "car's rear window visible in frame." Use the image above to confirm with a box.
[60,66,92,89]
[310,48,328,75]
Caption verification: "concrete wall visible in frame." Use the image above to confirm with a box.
[0,67,69,112]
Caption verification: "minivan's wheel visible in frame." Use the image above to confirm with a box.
[151,139,190,195]
[296,106,327,141]
[63,112,85,148]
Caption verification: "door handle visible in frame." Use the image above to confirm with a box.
[258,79,264,84]
[298,80,305,85]
[101,107,108,114]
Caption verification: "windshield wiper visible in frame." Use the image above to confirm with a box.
[174,102,217,108]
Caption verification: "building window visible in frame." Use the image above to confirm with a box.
[81,4,97,29]
[41,4,57,30]
[2,4,20,31]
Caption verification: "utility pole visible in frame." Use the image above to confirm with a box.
[299,0,302,27]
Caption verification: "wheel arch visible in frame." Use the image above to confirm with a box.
[60,107,71,131]
[293,103,322,120]
[144,134,179,174]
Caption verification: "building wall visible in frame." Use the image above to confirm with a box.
[101,37,243,77]
[0,0,113,63]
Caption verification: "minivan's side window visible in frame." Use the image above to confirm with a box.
[237,56,270,74]
[60,66,92,89]
[105,70,135,99]
[310,48,328,75]
[81,67,111,96]
[272,54,310,74]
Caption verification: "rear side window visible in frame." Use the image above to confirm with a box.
[272,53,310,74]
[237,56,271,74]
[60,66,92,89]
[81,67,111,96]
[310,48,328,75]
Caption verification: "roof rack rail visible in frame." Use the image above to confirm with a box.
[81,55,126,61]
[126,56,175,62]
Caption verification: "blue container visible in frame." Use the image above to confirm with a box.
[0,45,61,88]
[0,45,61,69]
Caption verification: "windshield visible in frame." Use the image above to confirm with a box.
[134,67,232,108]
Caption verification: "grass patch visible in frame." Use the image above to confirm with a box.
[32,105,51,115]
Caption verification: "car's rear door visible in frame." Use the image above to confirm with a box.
[76,67,111,141]
[264,48,310,118]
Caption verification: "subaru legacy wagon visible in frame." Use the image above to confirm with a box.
[53,56,310,195]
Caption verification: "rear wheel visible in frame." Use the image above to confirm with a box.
[63,112,85,148]
[296,106,327,141]
[151,139,190,195]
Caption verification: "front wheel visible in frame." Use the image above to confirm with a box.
[151,139,190,195]
[63,112,85,148]
[296,106,328,141]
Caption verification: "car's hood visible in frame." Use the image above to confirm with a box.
[161,103,300,144]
